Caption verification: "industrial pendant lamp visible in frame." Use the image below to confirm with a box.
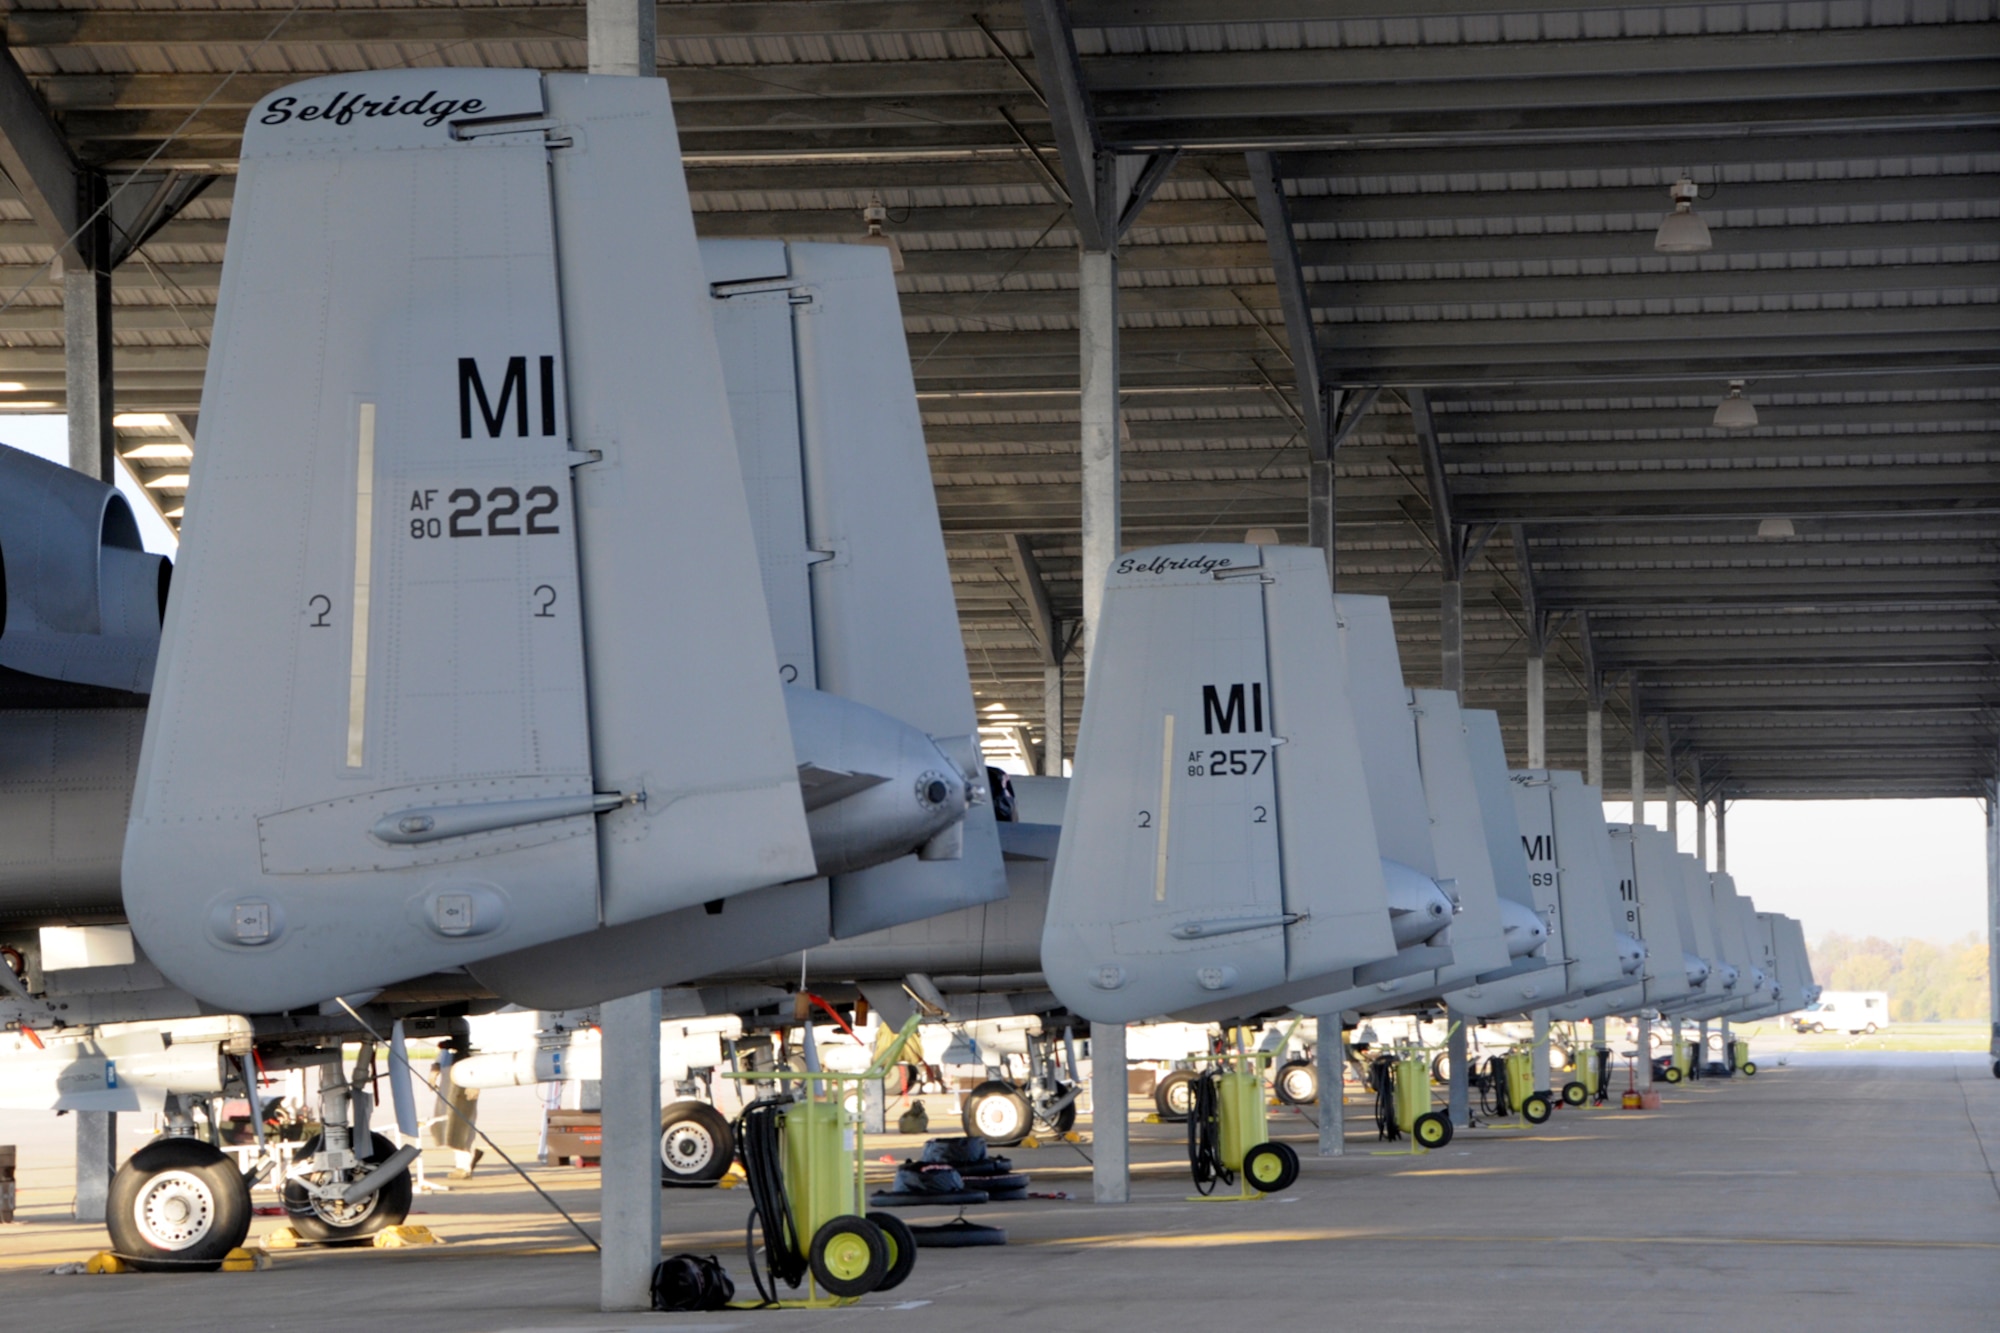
[1653,176,1711,254]
[858,194,905,272]
[1712,380,1758,430]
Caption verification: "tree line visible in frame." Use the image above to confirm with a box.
[1807,934,1990,1023]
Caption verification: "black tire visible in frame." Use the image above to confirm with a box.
[1430,1053,1450,1084]
[1521,1093,1552,1125]
[1810,1022,1825,1034]
[1041,1092,1078,1136]
[1275,1060,1319,1106]
[808,1215,887,1298]
[962,1080,1032,1146]
[660,1100,733,1186]
[908,1220,1007,1248]
[1154,1069,1197,1123]
[1560,1081,1588,1107]
[107,1137,253,1271]
[1412,1112,1452,1149]
[1741,1061,1758,1076]
[1991,1059,1999,1080]
[1864,1023,1878,1035]
[866,1211,918,1293]
[1661,1065,1683,1085]
[281,1132,413,1244]
[1242,1141,1300,1193]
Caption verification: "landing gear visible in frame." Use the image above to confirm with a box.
[660,1100,734,1186]
[1155,1069,1197,1122]
[961,1080,1032,1146]
[282,1132,412,1243]
[105,1137,253,1271]
[1274,1059,1319,1106]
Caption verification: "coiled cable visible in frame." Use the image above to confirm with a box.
[735,1096,803,1305]
[1186,1071,1230,1194]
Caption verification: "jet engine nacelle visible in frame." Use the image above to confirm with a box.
[1385,860,1455,949]
[786,685,971,876]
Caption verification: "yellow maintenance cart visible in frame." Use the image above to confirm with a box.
[1662,1033,1693,1084]
[727,1017,922,1308]
[1564,1045,1611,1106]
[1733,1039,1757,1076]
[1185,1025,1301,1200]
[1371,1043,1453,1150]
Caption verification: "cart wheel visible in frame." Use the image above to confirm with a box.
[809,1215,887,1298]
[962,1080,1032,1146]
[1274,1060,1318,1106]
[1741,1061,1758,1076]
[1243,1141,1299,1193]
[660,1101,733,1186]
[1662,1066,1683,1084]
[1412,1112,1452,1148]
[1522,1093,1553,1125]
[1154,1069,1197,1122]
[106,1137,253,1272]
[866,1211,918,1292]
[1560,1081,1588,1107]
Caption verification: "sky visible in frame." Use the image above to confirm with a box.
[9,417,1988,948]
[1624,796,1991,948]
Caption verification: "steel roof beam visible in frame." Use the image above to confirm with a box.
[1247,150,1325,459]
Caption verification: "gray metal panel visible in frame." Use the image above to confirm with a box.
[1630,834,1694,1009]
[1547,772,1624,995]
[1330,593,1438,875]
[123,70,606,1013]
[1461,709,1536,911]
[782,242,1007,936]
[1409,690,1508,978]
[1264,546,1397,980]
[545,73,815,924]
[0,709,141,924]
[1043,543,1289,1023]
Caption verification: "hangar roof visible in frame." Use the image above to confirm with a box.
[1,0,1994,799]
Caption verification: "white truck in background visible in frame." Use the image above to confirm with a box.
[1792,990,1890,1035]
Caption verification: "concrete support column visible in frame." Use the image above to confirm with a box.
[1440,579,1464,696]
[63,191,114,483]
[587,0,656,75]
[1446,1006,1470,1127]
[1717,800,1728,873]
[1720,1018,1732,1070]
[599,988,662,1312]
[1586,702,1604,789]
[1525,652,1546,768]
[1315,1016,1343,1156]
[1696,796,1709,870]
[1636,1014,1654,1090]
[1630,724,1647,828]
[1078,248,1120,674]
[1043,662,1064,777]
[1697,1019,1710,1079]
[1090,1022,1128,1203]
[1308,455,1335,589]
[1987,779,1998,1070]
[72,1110,116,1222]
[1530,1010,1551,1094]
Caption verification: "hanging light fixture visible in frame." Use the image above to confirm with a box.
[857,194,904,273]
[1712,380,1758,430]
[1756,517,1796,540]
[1653,175,1711,253]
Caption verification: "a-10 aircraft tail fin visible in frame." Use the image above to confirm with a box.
[1043,543,1397,1024]
[123,71,816,1013]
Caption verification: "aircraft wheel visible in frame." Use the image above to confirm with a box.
[1038,1088,1078,1136]
[660,1100,733,1186]
[1560,1081,1588,1107]
[1275,1059,1319,1106]
[1661,1065,1683,1084]
[1521,1093,1553,1126]
[865,1211,918,1292]
[808,1215,887,1298]
[1430,1053,1450,1084]
[962,1080,1031,1146]
[281,1132,413,1243]
[1154,1070,1197,1123]
[1243,1141,1300,1193]
[107,1136,253,1271]
[1412,1112,1452,1149]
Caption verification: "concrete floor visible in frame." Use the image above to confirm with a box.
[2,1050,1996,1332]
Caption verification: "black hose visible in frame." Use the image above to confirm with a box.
[1186,1071,1230,1194]
[735,1095,803,1303]
[1369,1055,1398,1141]
[1482,1055,1512,1119]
